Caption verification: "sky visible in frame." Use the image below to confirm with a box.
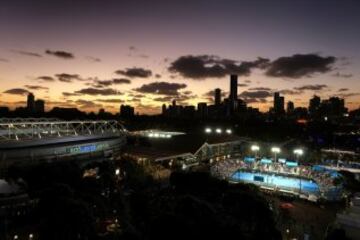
[0,0,360,114]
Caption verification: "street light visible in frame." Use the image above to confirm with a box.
[271,147,281,161]
[226,129,232,134]
[293,148,304,160]
[251,145,260,157]
[205,128,212,133]
[215,128,222,134]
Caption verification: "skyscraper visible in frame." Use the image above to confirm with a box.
[35,99,45,113]
[27,92,35,112]
[273,92,285,115]
[309,95,321,117]
[214,88,221,106]
[229,74,238,114]
[287,101,294,114]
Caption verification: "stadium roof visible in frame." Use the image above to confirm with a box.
[124,133,247,160]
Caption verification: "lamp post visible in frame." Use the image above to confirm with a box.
[251,145,260,158]
[293,149,304,161]
[271,147,280,162]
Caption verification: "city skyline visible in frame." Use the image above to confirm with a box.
[1,0,360,114]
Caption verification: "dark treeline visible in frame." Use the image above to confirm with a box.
[6,159,282,240]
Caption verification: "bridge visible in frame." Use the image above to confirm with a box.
[0,118,127,174]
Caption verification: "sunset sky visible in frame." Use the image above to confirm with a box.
[1,0,360,114]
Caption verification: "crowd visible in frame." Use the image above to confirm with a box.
[210,156,339,192]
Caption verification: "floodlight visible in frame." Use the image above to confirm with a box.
[205,128,212,133]
[293,149,304,156]
[251,145,260,151]
[215,128,222,134]
[226,129,232,134]
[271,147,280,153]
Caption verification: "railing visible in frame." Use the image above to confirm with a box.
[0,119,126,141]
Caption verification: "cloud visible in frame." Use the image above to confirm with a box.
[248,87,272,91]
[332,72,353,78]
[294,84,328,91]
[24,85,49,90]
[74,88,120,96]
[91,78,131,88]
[134,82,187,95]
[86,56,101,62]
[338,88,349,92]
[279,89,303,95]
[45,49,75,59]
[238,83,248,87]
[3,88,30,95]
[95,99,124,103]
[244,98,268,104]
[74,99,102,108]
[11,49,42,57]
[62,92,80,97]
[203,89,228,98]
[155,74,161,78]
[37,76,55,82]
[266,54,336,78]
[239,90,272,99]
[55,73,82,82]
[115,67,152,78]
[0,58,9,62]
[337,93,360,98]
[168,55,269,79]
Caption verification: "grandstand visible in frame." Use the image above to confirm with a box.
[211,156,344,202]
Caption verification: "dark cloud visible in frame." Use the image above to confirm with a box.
[294,84,328,91]
[279,89,303,95]
[91,78,131,88]
[3,88,30,95]
[203,89,228,98]
[337,93,360,98]
[239,90,272,99]
[266,54,336,78]
[155,74,161,78]
[86,56,101,62]
[135,81,187,95]
[338,88,349,92]
[238,84,248,87]
[168,55,269,79]
[332,72,353,78]
[37,76,55,82]
[11,49,42,57]
[0,58,9,62]
[75,99,102,108]
[45,49,75,59]
[249,87,272,91]
[244,98,268,104]
[95,99,124,103]
[62,92,80,97]
[55,73,82,82]
[115,67,152,78]
[24,85,49,90]
[75,88,120,96]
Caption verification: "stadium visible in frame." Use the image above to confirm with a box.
[0,118,127,176]
[211,147,345,202]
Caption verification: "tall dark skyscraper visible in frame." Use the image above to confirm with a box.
[273,92,285,115]
[287,101,294,114]
[214,88,221,106]
[309,95,321,116]
[228,74,238,114]
[35,99,45,113]
[27,92,35,112]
